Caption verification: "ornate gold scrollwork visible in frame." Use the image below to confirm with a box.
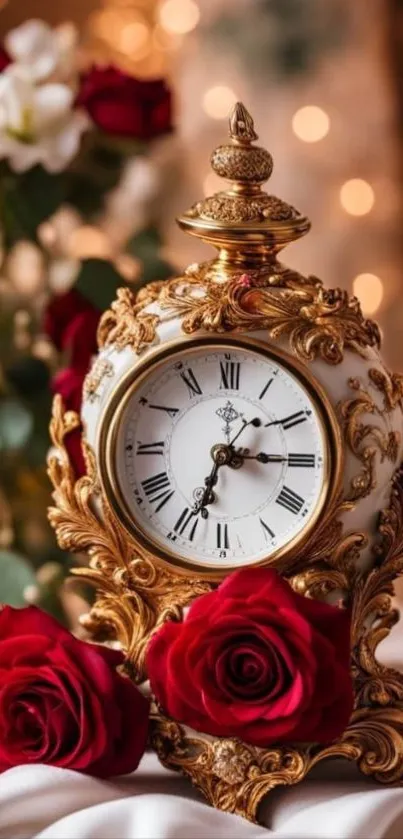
[338,374,401,503]
[97,286,161,353]
[47,396,211,682]
[155,271,380,365]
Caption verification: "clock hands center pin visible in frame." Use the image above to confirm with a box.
[192,416,261,516]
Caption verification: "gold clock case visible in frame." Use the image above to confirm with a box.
[47,104,403,825]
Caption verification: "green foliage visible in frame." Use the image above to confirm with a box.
[128,227,174,285]
[0,550,37,606]
[1,163,64,246]
[75,258,126,310]
[0,400,33,451]
[207,0,347,81]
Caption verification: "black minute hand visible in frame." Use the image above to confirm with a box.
[239,452,286,464]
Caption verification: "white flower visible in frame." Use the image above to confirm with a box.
[5,19,78,83]
[0,66,89,172]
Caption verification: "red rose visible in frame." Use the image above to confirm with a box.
[45,288,101,478]
[148,568,353,747]
[51,367,86,476]
[0,47,10,72]
[44,288,99,360]
[0,606,149,775]
[77,66,173,139]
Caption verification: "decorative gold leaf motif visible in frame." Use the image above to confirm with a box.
[97,286,160,353]
[338,374,401,502]
[83,358,114,402]
[47,397,211,682]
[155,270,380,365]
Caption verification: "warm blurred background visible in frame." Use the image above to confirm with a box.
[0,0,402,627]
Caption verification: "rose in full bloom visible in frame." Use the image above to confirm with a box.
[147,568,353,747]
[0,606,149,775]
[77,66,173,139]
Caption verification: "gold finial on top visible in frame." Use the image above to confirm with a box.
[210,102,273,187]
[229,102,258,144]
[178,102,310,249]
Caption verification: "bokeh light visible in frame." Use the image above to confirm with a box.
[340,179,375,216]
[353,273,384,314]
[119,21,150,58]
[203,85,237,119]
[159,0,200,35]
[68,226,113,260]
[292,106,330,143]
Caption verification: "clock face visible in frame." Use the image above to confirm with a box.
[102,338,334,572]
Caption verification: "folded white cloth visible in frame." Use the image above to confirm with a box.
[0,615,402,838]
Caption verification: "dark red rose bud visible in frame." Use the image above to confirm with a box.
[0,606,149,776]
[0,46,11,72]
[77,65,173,139]
[147,567,353,747]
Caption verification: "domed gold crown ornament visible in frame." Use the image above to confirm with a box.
[48,104,403,825]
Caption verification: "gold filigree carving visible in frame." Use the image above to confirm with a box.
[83,358,114,403]
[47,396,211,682]
[187,193,298,224]
[97,287,160,354]
[369,368,403,412]
[338,374,401,503]
[151,703,403,823]
[156,271,380,365]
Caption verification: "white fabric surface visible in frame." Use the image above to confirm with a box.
[1,616,403,839]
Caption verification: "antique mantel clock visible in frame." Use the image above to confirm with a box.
[48,104,403,823]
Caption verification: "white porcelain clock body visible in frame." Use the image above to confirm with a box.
[98,337,335,572]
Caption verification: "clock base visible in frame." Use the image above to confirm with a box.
[150,699,403,825]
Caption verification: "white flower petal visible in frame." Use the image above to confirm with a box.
[33,84,74,132]
[36,111,89,172]
[0,66,34,133]
[5,19,58,82]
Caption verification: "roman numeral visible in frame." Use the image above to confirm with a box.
[259,378,274,400]
[216,523,229,549]
[259,517,275,540]
[180,368,202,397]
[288,453,315,468]
[141,472,174,511]
[219,361,241,390]
[276,486,305,515]
[173,507,198,541]
[149,404,179,418]
[265,411,308,430]
[136,441,165,456]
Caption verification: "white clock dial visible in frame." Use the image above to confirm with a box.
[106,340,331,570]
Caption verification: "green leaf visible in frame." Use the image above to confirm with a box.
[0,550,37,606]
[0,400,33,451]
[75,258,125,311]
[2,165,65,245]
[139,257,174,286]
[128,227,163,261]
